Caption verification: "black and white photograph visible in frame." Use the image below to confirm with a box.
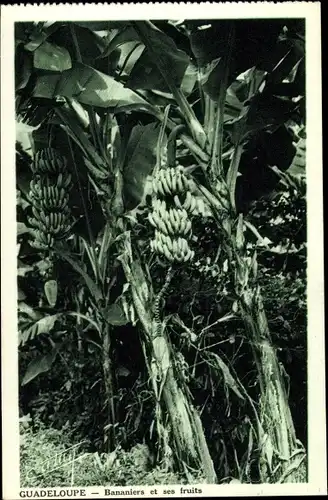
[1,2,325,498]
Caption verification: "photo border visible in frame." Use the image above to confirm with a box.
[1,3,325,498]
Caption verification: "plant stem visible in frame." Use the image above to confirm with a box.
[66,135,100,284]
[210,23,235,180]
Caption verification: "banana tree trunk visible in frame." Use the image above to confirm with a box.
[120,239,217,483]
[199,183,306,481]
[238,280,306,482]
[230,220,306,482]
[102,321,116,451]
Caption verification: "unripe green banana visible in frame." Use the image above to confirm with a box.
[152,211,168,235]
[152,177,157,195]
[34,148,67,175]
[183,191,192,211]
[155,238,165,255]
[148,212,157,228]
[189,195,197,214]
[32,206,41,221]
[175,173,183,193]
[160,170,171,195]
[173,195,183,209]
[49,213,56,232]
[162,241,174,262]
[56,173,72,190]
[164,211,175,235]
[167,209,178,233]
[56,173,63,189]
[172,238,178,257]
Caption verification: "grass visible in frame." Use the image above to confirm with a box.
[20,420,197,487]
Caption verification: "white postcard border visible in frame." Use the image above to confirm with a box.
[1,3,325,498]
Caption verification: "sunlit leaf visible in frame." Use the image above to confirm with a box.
[33,41,72,72]
[99,25,139,59]
[44,280,58,307]
[21,349,58,385]
[287,137,306,177]
[17,262,34,277]
[33,62,150,110]
[20,314,61,345]
[18,301,42,321]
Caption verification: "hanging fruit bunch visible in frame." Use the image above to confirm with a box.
[149,164,201,264]
[27,148,72,251]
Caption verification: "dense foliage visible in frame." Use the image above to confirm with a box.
[16,19,306,485]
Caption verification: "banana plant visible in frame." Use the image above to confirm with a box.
[127,20,306,482]
[15,19,306,482]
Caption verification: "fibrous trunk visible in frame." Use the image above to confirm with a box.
[201,179,306,482]
[120,242,217,483]
[102,322,116,451]
[238,281,306,482]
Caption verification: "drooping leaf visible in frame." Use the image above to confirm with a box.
[33,41,72,72]
[129,21,190,93]
[44,279,58,307]
[115,42,144,77]
[56,249,103,303]
[230,94,297,144]
[104,303,128,326]
[33,62,151,110]
[189,19,292,92]
[205,351,244,400]
[67,312,102,336]
[15,45,33,91]
[20,314,61,345]
[123,122,160,209]
[48,24,106,65]
[21,349,58,385]
[98,25,139,59]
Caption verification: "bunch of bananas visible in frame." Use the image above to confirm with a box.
[149,165,196,264]
[27,148,72,250]
[31,148,67,175]
[149,200,191,237]
[150,230,194,263]
[174,191,212,217]
[152,165,190,197]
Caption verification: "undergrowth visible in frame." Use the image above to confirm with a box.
[20,420,197,487]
